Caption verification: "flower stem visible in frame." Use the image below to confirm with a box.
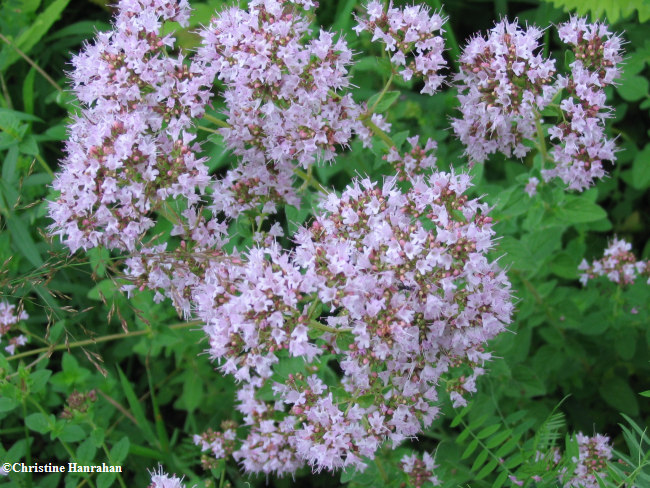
[365,118,396,149]
[294,168,328,194]
[366,73,394,116]
[7,320,203,361]
[203,113,230,128]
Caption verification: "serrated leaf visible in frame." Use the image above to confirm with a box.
[554,196,607,224]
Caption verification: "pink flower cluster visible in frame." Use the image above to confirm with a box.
[0,300,28,356]
[401,451,440,487]
[384,136,438,181]
[578,237,649,286]
[48,0,212,252]
[148,467,189,488]
[48,0,516,480]
[354,1,447,95]
[562,433,613,488]
[196,0,369,170]
[182,173,511,473]
[452,19,557,163]
[542,17,624,191]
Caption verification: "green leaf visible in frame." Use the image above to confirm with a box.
[58,424,85,442]
[116,366,158,447]
[617,74,649,102]
[88,246,110,277]
[179,374,203,412]
[550,252,580,279]
[471,449,489,472]
[87,279,117,301]
[25,412,52,434]
[476,459,499,480]
[477,424,501,440]
[96,472,116,488]
[367,91,401,113]
[76,439,97,465]
[485,430,513,449]
[547,0,650,23]
[30,369,52,393]
[599,378,640,416]
[0,0,72,72]
[0,397,19,413]
[461,438,480,459]
[110,436,130,464]
[631,143,650,190]
[4,209,43,267]
[554,196,607,225]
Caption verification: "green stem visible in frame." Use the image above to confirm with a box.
[535,113,550,165]
[7,320,202,361]
[0,33,62,93]
[308,319,349,334]
[87,420,127,488]
[366,73,394,116]
[375,456,389,483]
[364,118,396,148]
[34,153,54,178]
[203,113,230,128]
[28,398,96,488]
[293,168,328,194]
[22,400,33,488]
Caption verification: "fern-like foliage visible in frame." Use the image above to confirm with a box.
[451,402,573,487]
[544,0,650,23]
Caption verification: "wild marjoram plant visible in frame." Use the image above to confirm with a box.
[42,0,642,486]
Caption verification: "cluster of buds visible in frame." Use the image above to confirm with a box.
[0,300,28,356]
[542,17,624,191]
[354,1,447,95]
[452,19,557,163]
[60,390,97,419]
[578,237,649,286]
[400,452,440,487]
